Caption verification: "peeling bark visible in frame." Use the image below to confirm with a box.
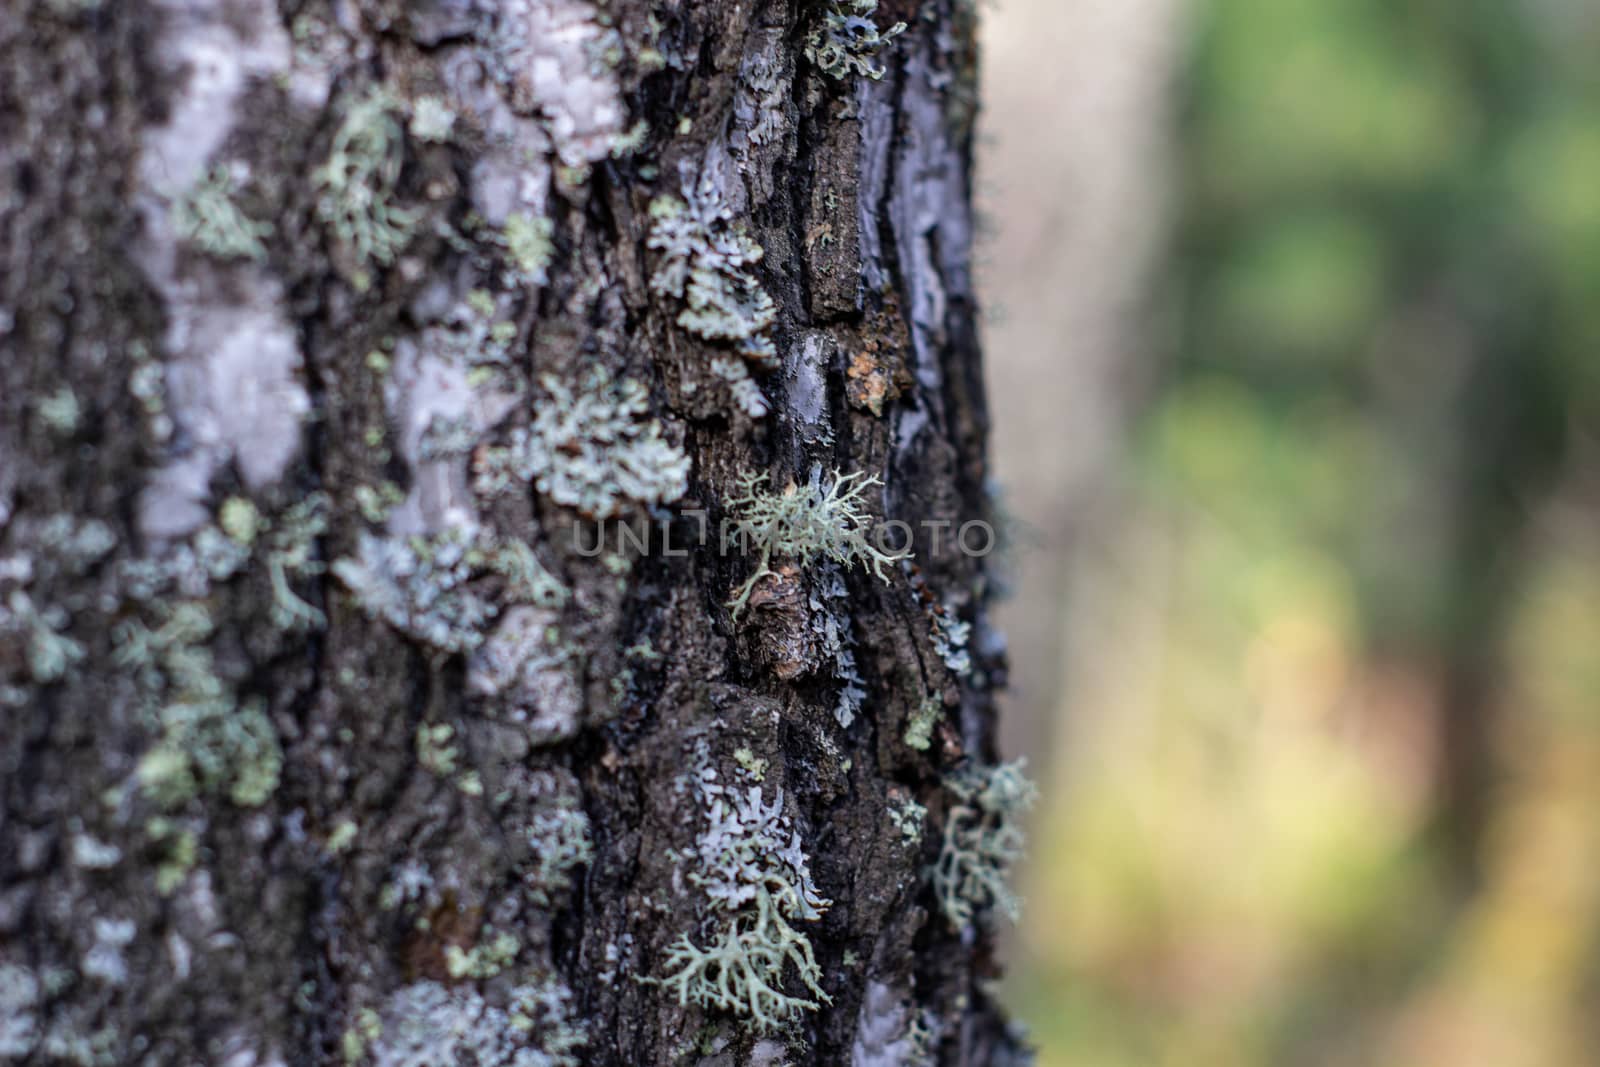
[0,0,1027,1063]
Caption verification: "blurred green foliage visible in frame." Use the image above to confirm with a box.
[1017,1,1600,1064]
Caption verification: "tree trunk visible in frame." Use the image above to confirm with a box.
[0,0,1028,1063]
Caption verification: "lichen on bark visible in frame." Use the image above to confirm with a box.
[0,0,1030,1062]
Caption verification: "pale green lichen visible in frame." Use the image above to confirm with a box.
[0,963,41,1057]
[115,602,282,809]
[903,695,941,751]
[3,590,84,685]
[314,87,419,278]
[655,777,830,1031]
[502,211,555,285]
[172,164,272,261]
[932,761,1036,929]
[889,795,927,845]
[647,187,776,416]
[805,0,906,81]
[409,95,457,143]
[147,818,198,895]
[38,387,81,435]
[522,802,593,906]
[415,722,461,777]
[473,367,689,519]
[333,529,497,654]
[445,928,521,980]
[725,469,902,618]
[371,978,584,1067]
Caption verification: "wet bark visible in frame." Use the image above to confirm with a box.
[0,0,1027,1063]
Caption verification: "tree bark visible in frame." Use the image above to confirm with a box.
[0,0,1027,1064]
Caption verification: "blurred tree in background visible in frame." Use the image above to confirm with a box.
[1014,1,1600,1063]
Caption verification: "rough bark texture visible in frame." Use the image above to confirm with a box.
[0,0,1027,1064]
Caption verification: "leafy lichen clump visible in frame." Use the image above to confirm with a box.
[113,602,282,809]
[474,368,689,519]
[502,212,555,285]
[657,775,830,1031]
[805,0,907,81]
[333,529,497,654]
[932,760,1037,929]
[314,87,419,277]
[647,188,777,417]
[172,164,272,261]
[371,978,584,1067]
[523,801,593,905]
[725,468,903,618]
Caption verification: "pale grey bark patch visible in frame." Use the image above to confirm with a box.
[496,0,629,169]
[133,0,308,542]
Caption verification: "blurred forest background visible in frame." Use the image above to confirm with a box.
[977,0,1600,1064]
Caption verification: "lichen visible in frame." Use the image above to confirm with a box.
[903,696,941,751]
[445,928,521,980]
[932,761,1036,929]
[930,603,972,677]
[648,188,777,359]
[725,468,902,618]
[647,186,777,416]
[2,589,84,685]
[114,601,282,809]
[502,211,555,285]
[473,367,689,519]
[172,164,272,261]
[333,529,497,654]
[805,0,907,82]
[523,801,593,906]
[314,87,420,279]
[371,979,584,1067]
[0,962,40,1058]
[889,795,927,846]
[655,774,830,1031]
[409,95,457,143]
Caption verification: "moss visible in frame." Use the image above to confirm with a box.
[931,761,1036,929]
[172,164,272,262]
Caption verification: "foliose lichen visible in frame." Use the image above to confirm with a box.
[172,164,272,262]
[655,773,831,1031]
[371,978,584,1067]
[473,367,689,519]
[333,529,497,654]
[501,211,555,285]
[114,602,282,809]
[805,0,907,81]
[647,186,777,417]
[903,696,941,752]
[725,468,902,618]
[932,761,1037,929]
[522,801,593,906]
[313,87,420,278]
